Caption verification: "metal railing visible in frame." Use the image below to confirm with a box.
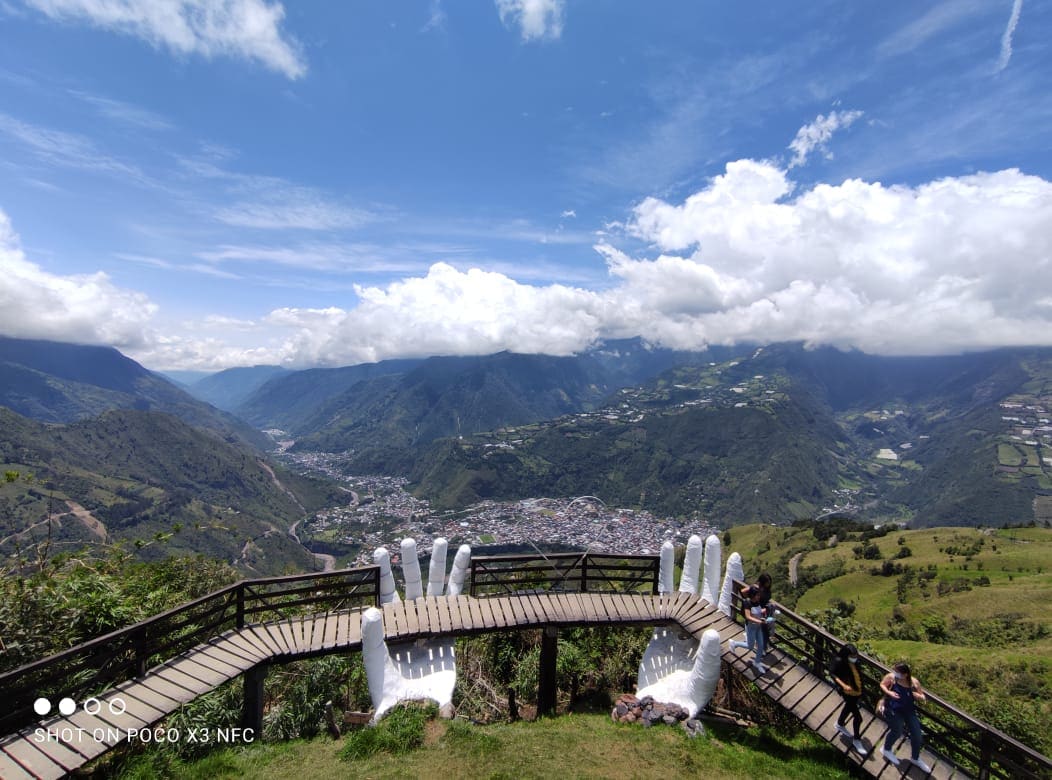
[0,565,380,735]
[469,552,659,597]
[731,581,1052,780]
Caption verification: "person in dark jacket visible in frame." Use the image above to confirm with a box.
[831,644,868,755]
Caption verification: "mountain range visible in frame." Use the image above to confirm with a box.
[2,336,1050,574]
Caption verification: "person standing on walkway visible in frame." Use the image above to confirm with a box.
[831,644,868,756]
[879,662,932,774]
[729,574,772,674]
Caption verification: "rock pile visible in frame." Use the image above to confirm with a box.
[611,694,704,737]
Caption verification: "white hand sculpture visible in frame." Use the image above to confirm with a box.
[636,534,723,717]
[361,537,471,722]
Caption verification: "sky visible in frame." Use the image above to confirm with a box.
[1,0,1050,371]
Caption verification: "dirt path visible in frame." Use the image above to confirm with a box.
[789,552,804,587]
[64,500,107,542]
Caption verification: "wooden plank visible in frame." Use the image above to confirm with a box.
[345,610,363,646]
[160,654,231,691]
[323,614,339,649]
[476,597,497,629]
[310,616,329,651]
[253,620,287,656]
[436,596,453,634]
[467,595,487,630]
[112,678,183,717]
[518,592,539,625]
[0,737,68,780]
[17,729,85,774]
[401,600,421,636]
[185,643,247,676]
[222,627,273,661]
[0,745,45,780]
[788,677,838,723]
[335,610,351,648]
[529,592,553,624]
[200,638,260,673]
[448,595,471,631]
[271,621,300,655]
[578,593,600,623]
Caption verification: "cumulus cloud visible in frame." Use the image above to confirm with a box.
[198,162,1052,366]
[625,161,1052,355]
[0,209,157,347]
[7,162,1052,370]
[23,0,305,79]
[787,109,863,168]
[266,263,601,366]
[495,0,563,41]
[997,0,1024,73]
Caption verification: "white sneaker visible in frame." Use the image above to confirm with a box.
[835,724,851,738]
[852,738,868,756]
[729,639,745,650]
[911,757,932,774]
[752,660,767,674]
[881,748,900,766]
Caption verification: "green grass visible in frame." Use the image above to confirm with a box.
[998,443,1024,466]
[119,713,853,780]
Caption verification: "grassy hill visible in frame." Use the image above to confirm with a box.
[724,521,1052,755]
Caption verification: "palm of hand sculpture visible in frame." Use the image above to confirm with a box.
[361,537,471,722]
[635,534,726,718]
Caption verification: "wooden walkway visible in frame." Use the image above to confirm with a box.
[0,592,957,779]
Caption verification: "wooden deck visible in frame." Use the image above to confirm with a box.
[0,592,961,779]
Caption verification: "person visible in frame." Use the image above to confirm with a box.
[831,644,868,756]
[729,574,772,674]
[879,662,932,773]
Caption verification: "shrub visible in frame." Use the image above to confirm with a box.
[338,702,435,761]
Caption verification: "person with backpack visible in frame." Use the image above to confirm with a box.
[831,644,868,756]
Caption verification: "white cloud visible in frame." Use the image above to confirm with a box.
[787,109,863,169]
[625,161,1052,355]
[215,190,376,231]
[8,162,1052,370]
[495,0,563,41]
[877,0,987,57]
[23,0,305,79]
[0,209,157,347]
[268,263,601,366]
[997,0,1024,73]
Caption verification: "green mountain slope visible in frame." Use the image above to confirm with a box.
[401,345,1052,527]
[0,336,269,449]
[186,365,292,412]
[0,407,340,574]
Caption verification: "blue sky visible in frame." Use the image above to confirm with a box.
[1,0,1050,370]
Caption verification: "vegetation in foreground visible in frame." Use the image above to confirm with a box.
[116,708,853,780]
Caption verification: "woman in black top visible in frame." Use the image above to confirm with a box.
[831,644,868,755]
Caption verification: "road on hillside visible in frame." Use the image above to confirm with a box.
[289,519,336,572]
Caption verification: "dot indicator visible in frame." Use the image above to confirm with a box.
[33,698,51,716]
[59,698,76,716]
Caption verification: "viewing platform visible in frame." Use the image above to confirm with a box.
[0,552,1048,780]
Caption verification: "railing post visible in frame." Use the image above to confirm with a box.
[581,554,589,593]
[134,625,148,678]
[812,632,826,679]
[978,730,993,780]
[469,559,479,597]
[236,583,246,629]
[538,626,558,717]
[242,662,267,738]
